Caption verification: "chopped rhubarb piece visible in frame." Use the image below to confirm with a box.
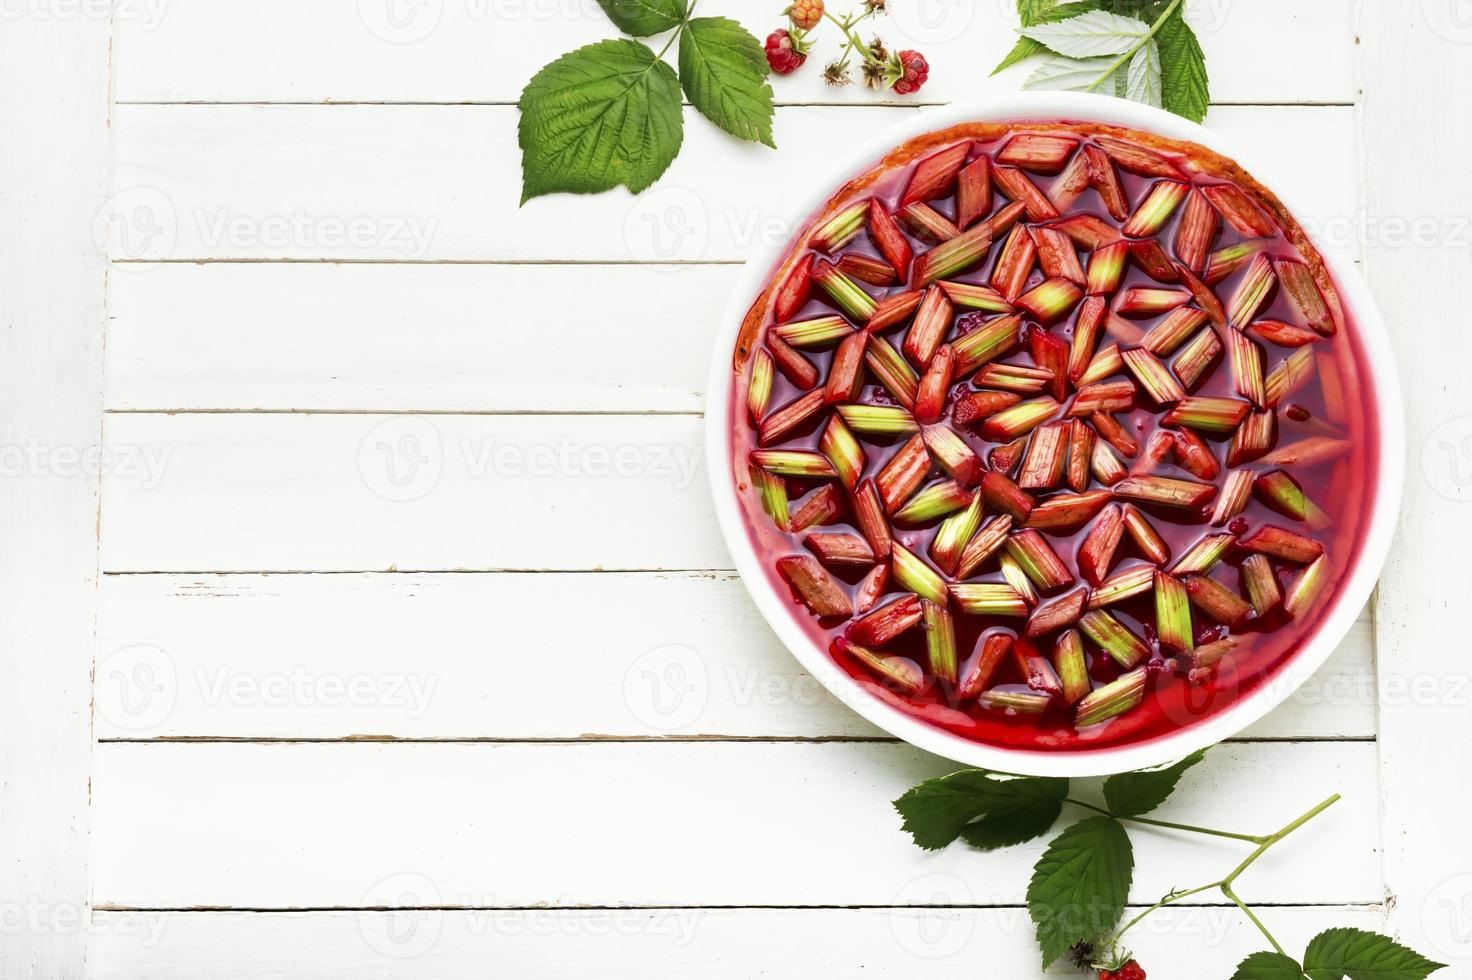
[1027,490,1112,532]
[992,165,1059,221]
[1070,298,1108,384]
[892,541,948,604]
[1201,183,1277,237]
[979,470,1035,522]
[922,599,959,684]
[955,514,1013,579]
[1275,257,1334,336]
[1075,667,1147,726]
[752,449,836,479]
[1171,328,1223,391]
[989,200,1028,238]
[1154,571,1194,654]
[1189,635,1239,680]
[1122,180,1188,237]
[1105,312,1147,347]
[1121,348,1186,405]
[1091,412,1139,458]
[1250,318,1319,348]
[938,280,1012,312]
[998,133,1079,175]
[1239,523,1323,563]
[1000,560,1039,613]
[1083,144,1130,220]
[1092,438,1127,486]
[837,637,923,693]
[1226,253,1277,330]
[1088,563,1155,608]
[1027,588,1086,638]
[989,223,1037,303]
[750,462,790,532]
[1049,213,1122,250]
[974,362,1053,394]
[864,336,919,408]
[875,433,931,513]
[959,631,1013,701]
[1283,554,1330,617]
[1069,380,1137,416]
[774,255,814,323]
[1141,306,1208,356]
[1260,436,1350,467]
[775,314,853,349]
[747,349,774,423]
[1175,261,1226,327]
[954,155,992,229]
[1170,532,1237,575]
[980,689,1053,714]
[837,253,898,286]
[1255,469,1331,529]
[819,417,865,489]
[1031,226,1086,285]
[931,493,984,575]
[913,344,954,423]
[1204,239,1267,286]
[868,290,923,333]
[790,484,843,532]
[1113,474,1217,510]
[810,201,868,253]
[892,478,971,525]
[921,423,984,486]
[1096,135,1181,177]
[953,391,1020,429]
[1122,503,1171,564]
[1172,429,1223,481]
[1048,149,1092,213]
[980,396,1058,442]
[1265,346,1315,407]
[1054,629,1091,704]
[1182,575,1252,626]
[1014,640,1064,696]
[1029,326,1070,401]
[1240,553,1282,615]
[901,142,971,206]
[1065,418,1093,492]
[836,404,917,436]
[1163,396,1251,435]
[1079,609,1149,667]
[1224,330,1267,409]
[1016,278,1083,325]
[989,435,1027,475]
[855,562,889,614]
[1078,504,1124,585]
[1117,286,1191,318]
[768,334,820,390]
[1137,429,1175,476]
[807,532,875,567]
[1017,422,1069,490]
[899,202,960,243]
[852,479,892,557]
[1086,241,1129,297]
[912,222,997,289]
[1077,343,1124,388]
[951,583,1028,617]
[824,331,870,407]
[952,312,1022,375]
[867,200,912,278]
[1227,409,1276,467]
[812,260,876,323]
[759,389,825,445]
[1211,469,1254,526]
[1173,189,1220,274]
[1128,238,1179,282]
[777,554,852,617]
[1006,529,1074,590]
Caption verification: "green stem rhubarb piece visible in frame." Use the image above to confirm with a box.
[1154,571,1194,654]
[837,404,918,437]
[1079,609,1149,667]
[1075,667,1147,726]
[749,462,789,532]
[1087,563,1155,609]
[979,689,1052,714]
[751,450,836,480]
[930,493,983,576]
[891,542,948,605]
[1053,629,1090,704]
[922,599,958,685]
[892,479,971,526]
[812,260,876,323]
[809,200,868,254]
[950,583,1028,618]
[818,417,865,490]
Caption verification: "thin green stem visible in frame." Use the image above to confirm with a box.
[1113,880,1222,940]
[1223,882,1285,956]
[822,8,876,62]
[1083,0,1183,93]
[1222,794,1340,886]
[655,0,700,60]
[1066,799,1267,844]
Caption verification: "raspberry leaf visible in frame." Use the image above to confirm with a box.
[1103,747,1207,817]
[1231,952,1309,980]
[1125,39,1162,107]
[959,777,1069,851]
[518,39,684,203]
[678,17,775,147]
[595,0,685,36]
[1155,5,1210,123]
[1028,816,1134,967]
[893,769,1069,850]
[994,1,1103,74]
[1301,928,1446,980]
[1022,10,1153,58]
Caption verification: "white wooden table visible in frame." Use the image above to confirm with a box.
[3,1,1469,976]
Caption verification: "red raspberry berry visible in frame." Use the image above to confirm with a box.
[787,0,823,31]
[1100,960,1147,980]
[765,29,807,75]
[891,49,929,95]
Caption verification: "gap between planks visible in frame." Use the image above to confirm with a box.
[94,901,1385,913]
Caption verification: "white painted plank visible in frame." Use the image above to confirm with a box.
[1362,4,1472,971]
[112,0,1356,106]
[93,905,1386,980]
[92,741,1382,908]
[100,413,720,572]
[106,262,733,413]
[95,571,1376,740]
[109,105,1358,262]
[0,12,111,980]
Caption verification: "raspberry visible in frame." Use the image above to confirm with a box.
[1100,960,1147,980]
[787,0,823,31]
[1228,516,1250,535]
[764,29,807,75]
[891,49,929,95]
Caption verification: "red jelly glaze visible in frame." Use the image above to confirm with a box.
[729,123,1380,755]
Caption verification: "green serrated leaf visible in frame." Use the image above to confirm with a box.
[1232,951,1309,980]
[1022,9,1152,58]
[1104,749,1207,818]
[678,17,774,147]
[994,2,1103,74]
[1125,38,1162,107]
[893,769,1069,851]
[1023,54,1117,93]
[959,777,1068,851]
[1302,928,1446,980]
[1017,0,1061,25]
[1156,6,1210,122]
[595,0,685,36]
[1027,816,1133,968]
